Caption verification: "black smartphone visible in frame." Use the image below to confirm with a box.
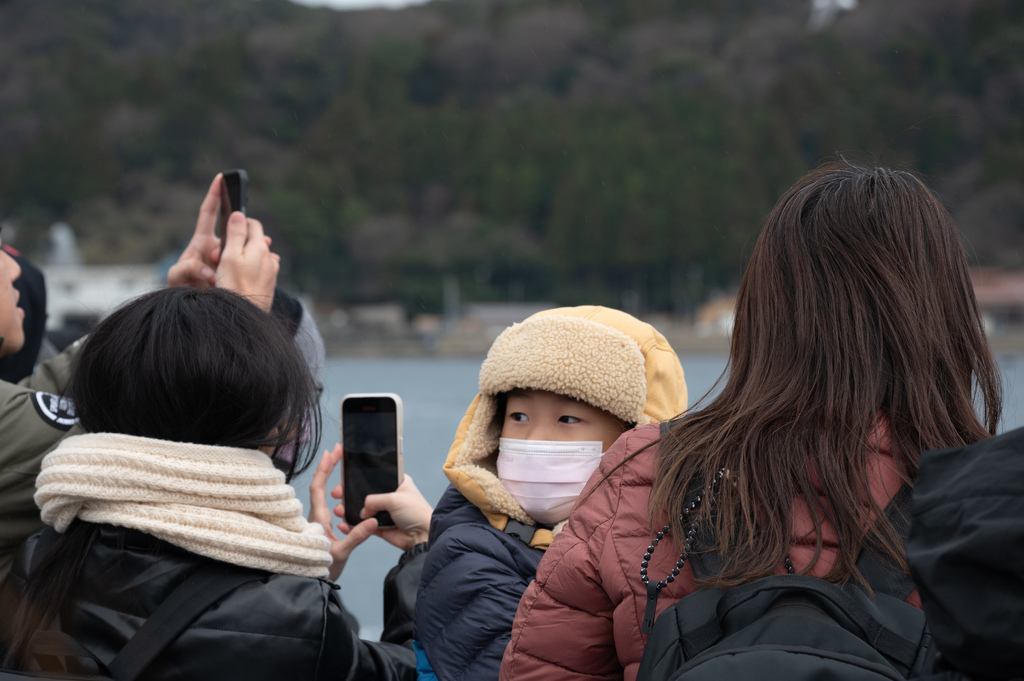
[341,393,404,528]
[218,169,248,240]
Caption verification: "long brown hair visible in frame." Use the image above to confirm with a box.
[651,161,1001,587]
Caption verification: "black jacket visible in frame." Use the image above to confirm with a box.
[9,524,421,681]
[908,426,1024,680]
[414,485,543,681]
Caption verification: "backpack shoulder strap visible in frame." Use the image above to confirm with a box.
[658,419,682,438]
[106,562,265,681]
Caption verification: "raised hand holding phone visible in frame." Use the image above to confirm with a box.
[166,174,228,289]
[167,170,277,309]
[352,475,431,550]
[209,169,277,311]
[308,442,432,580]
[216,210,277,311]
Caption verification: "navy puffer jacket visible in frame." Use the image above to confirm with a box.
[414,485,542,681]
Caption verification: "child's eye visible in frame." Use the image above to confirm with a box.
[509,412,529,422]
[558,415,581,424]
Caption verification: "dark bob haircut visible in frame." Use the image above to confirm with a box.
[67,286,321,481]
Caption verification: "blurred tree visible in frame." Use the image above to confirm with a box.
[14,118,120,213]
[0,0,1020,308]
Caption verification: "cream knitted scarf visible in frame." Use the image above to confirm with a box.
[35,433,332,578]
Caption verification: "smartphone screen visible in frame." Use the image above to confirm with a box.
[341,394,403,528]
[218,169,248,239]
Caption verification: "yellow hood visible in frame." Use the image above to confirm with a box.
[442,305,687,548]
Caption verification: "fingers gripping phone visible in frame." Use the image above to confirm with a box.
[218,169,248,241]
[341,393,404,528]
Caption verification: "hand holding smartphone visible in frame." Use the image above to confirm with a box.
[218,169,248,246]
[341,393,404,528]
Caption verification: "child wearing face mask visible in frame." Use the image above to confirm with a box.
[413,306,687,681]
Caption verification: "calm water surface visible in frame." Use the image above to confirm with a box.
[294,353,1024,638]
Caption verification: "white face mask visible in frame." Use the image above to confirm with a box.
[496,437,604,526]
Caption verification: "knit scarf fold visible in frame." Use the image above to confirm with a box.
[35,433,332,578]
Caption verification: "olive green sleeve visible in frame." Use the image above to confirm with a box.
[0,343,85,586]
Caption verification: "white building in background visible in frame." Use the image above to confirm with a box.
[42,222,161,330]
[42,264,160,330]
[696,294,736,338]
[809,0,858,31]
[970,268,1024,335]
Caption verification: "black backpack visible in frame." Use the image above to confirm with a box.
[637,566,936,680]
[0,562,262,681]
[637,422,936,680]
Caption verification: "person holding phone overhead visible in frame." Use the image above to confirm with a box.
[0,171,280,594]
[1,175,424,681]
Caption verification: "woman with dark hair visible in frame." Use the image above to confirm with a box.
[1,285,420,679]
[0,172,292,590]
[500,161,1002,681]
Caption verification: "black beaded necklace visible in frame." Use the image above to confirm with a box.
[640,469,795,633]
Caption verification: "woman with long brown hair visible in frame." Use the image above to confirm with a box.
[499,161,1001,681]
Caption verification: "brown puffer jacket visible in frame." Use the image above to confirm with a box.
[500,422,918,681]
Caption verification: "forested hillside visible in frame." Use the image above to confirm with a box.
[0,0,1020,313]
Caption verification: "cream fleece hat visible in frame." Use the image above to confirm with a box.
[442,305,688,540]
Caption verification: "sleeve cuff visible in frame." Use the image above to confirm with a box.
[399,541,430,567]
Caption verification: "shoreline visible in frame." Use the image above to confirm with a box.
[323,327,733,357]
[323,329,1024,358]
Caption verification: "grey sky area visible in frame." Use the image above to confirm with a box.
[290,0,428,10]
